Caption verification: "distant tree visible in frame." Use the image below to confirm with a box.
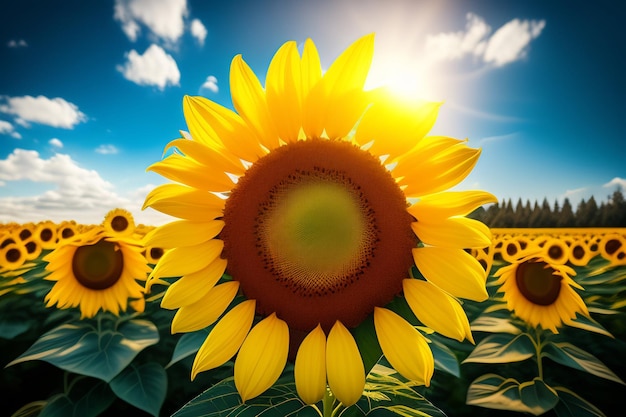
[576,196,598,227]
[557,198,576,227]
[602,188,626,226]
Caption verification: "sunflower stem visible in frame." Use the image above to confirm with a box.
[322,387,337,417]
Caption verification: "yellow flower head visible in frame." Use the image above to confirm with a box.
[144,34,495,405]
[43,227,151,318]
[494,252,589,333]
[102,208,136,237]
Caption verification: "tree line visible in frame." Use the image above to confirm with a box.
[469,189,626,228]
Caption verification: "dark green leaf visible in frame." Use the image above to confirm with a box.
[353,314,383,375]
[463,332,535,364]
[172,376,319,417]
[429,337,460,377]
[38,380,115,417]
[518,378,559,415]
[552,386,607,417]
[7,318,159,381]
[542,341,625,385]
[166,330,209,369]
[466,373,534,414]
[110,363,167,416]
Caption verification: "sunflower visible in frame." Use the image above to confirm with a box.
[143,34,495,405]
[494,252,589,333]
[43,226,151,318]
[33,220,58,250]
[103,208,136,237]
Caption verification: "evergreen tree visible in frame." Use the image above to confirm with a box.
[557,198,576,227]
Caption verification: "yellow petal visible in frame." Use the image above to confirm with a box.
[408,190,498,220]
[149,239,223,281]
[147,153,235,193]
[171,281,240,334]
[266,40,302,143]
[234,313,289,402]
[143,219,224,249]
[161,257,227,309]
[295,324,327,404]
[412,247,488,301]
[300,38,322,99]
[191,299,256,379]
[142,183,225,221]
[231,54,279,150]
[322,33,374,96]
[164,138,245,176]
[373,307,434,385]
[356,90,441,160]
[303,34,374,139]
[403,279,474,343]
[326,321,365,406]
[411,217,492,249]
[183,95,265,162]
[394,137,481,196]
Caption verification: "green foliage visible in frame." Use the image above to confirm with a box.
[7,316,159,382]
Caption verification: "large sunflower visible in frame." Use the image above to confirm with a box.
[43,226,150,318]
[494,252,589,333]
[144,34,495,405]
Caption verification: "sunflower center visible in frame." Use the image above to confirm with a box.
[40,228,54,242]
[72,239,124,290]
[111,215,129,233]
[515,260,562,306]
[222,139,416,332]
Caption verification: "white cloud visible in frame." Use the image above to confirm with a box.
[424,13,490,62]
[114,0,188,45]
[190,18,207,46]
[0,120,21,138]
[0,95,87,129]
[49,138,63,148]
[424,13,545,67]
[200,75,218,93]
[117,44,180,90]
[0,148,171,225]
[563,187,587,198]
[483,19,546,67]
[603,177,626,190]
[95,144,119,155]
[7,39,28,48]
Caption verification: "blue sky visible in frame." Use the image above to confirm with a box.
[1,0,624,226]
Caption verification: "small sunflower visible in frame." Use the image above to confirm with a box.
[43,227,151,318]
[494,252,589,333]
[34,220,58,250]
[0,241,27,272]
[103,208,136,237]
[144,34,494,405]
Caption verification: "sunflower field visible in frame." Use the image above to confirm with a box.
[2,35,626,417]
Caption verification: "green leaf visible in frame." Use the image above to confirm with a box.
[542,341,625,385]
[463,332,535,364]
[353,314,383,375]
[7,318,159,382]
[110,363,167,416]
[350,365,447,417]
[566,314,614,338]
[470,315,521,334]
[172,376,319,417]
[429,337,460,377]
[166,329,209,368]
[518,378,559,414]
[466,373,535,414]
[38,379,115,417]
[552,386,607,417]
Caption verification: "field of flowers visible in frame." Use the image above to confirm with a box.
[1,209,625,417]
